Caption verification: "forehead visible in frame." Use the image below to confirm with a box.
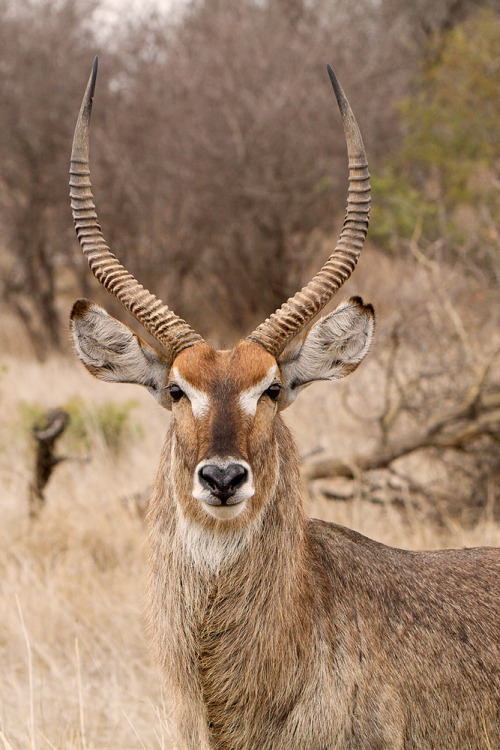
[172,341,277,392]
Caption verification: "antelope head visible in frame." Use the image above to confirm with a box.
[70,59,374,528]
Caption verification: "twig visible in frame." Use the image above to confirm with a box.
[0,728,15,750]
[16,596,36,750]
[75,637,87,750]
[407,228,474,363]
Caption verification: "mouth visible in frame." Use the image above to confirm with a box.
[201,500,248,520]
[202,492,245,506]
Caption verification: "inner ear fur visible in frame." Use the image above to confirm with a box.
[278,296,374,407]
[70,299,171,404]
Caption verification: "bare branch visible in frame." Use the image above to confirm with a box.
[304,386,500,482]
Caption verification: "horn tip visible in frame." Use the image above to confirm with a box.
[326,63,345,110]
[89,56,98,100]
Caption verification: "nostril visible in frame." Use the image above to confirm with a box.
[225,463,248,491]
[199,465,224,493]
[199,463,248,498]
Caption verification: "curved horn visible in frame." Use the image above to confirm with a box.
[70,58,204,360]
[247,66,370,356]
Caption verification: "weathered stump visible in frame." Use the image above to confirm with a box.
[28,408,69,519]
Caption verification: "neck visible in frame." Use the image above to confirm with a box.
[151,416,306,576]
[146,418,310,749]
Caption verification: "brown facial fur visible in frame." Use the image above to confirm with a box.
[167,341,281,530]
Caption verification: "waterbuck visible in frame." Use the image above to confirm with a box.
[69,59,499,750]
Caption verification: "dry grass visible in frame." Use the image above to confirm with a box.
[0,357,170,749]
[0,354,498,749]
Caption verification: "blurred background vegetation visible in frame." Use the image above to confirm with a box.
[0,0,498,351]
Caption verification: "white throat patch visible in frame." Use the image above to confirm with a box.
[176,509,262,572]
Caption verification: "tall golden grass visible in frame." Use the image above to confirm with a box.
[1,354,498,749]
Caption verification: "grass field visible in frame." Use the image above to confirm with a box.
[1,354,498,749]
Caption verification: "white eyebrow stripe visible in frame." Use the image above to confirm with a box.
[171,367,210,418]
[239,365,277,417]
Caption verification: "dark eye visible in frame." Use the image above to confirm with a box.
[265,383,281,402]
[168,384,184,402]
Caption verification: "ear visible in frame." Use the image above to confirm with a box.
[70,299,171,407]
[278,296,374,408]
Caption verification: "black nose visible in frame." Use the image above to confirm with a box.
[199,463,248,503]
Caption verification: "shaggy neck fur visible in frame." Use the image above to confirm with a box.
[146,416,313,750]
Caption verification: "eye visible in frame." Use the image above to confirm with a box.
[168,384,184,403]
[264,383,281,402]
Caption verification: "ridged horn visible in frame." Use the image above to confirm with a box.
[70,57,204,360]
[247,65,370,356]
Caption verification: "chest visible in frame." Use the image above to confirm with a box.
[185,574,350,749]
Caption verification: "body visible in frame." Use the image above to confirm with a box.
[148,414,500,750]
